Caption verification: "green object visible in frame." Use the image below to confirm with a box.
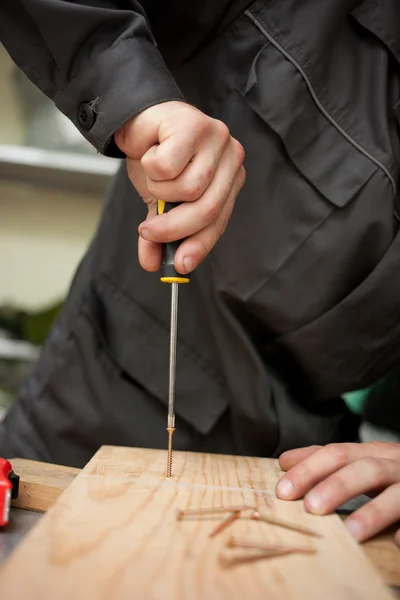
[343,388,372,414]
[0,300,64,346]
[343,377,387,414]
[20,302,63,345]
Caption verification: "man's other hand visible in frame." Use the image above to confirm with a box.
[276,442,400,544]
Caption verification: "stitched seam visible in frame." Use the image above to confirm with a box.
[255,5,396,171]
[223,162,375,304]
[245,10,397,196]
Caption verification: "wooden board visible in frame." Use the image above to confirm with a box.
[0,446,395,600]
[10,458,80,513]
[361,526,400,588]
[8,457,399,588]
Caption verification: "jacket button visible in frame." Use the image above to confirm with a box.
[77,102,95,130]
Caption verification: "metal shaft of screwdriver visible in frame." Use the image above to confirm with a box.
[166,281,178,477]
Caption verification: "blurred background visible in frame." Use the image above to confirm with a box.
[0,43,399,443]
[0,44,119,420]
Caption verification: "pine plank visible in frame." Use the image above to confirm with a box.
[10,458,80,513]
[0,446,395,600]
[8,458,399,587]
[362,527,400,587]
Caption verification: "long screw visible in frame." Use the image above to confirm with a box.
[209,511,241,538]
[165,282,178,478]
[250,510,321,538]
[166,425,175,478]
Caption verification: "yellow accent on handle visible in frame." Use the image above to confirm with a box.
[157,199,166,214]
[160,276,190,284]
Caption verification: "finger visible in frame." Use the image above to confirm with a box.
[303,458,400,515]
[173,165,245,273]
[115,101,193,160]
[138,237,162,272]
[126,158,155,205]
[139,140,244,243]
[145,144,223,203]
[141,132,197,181]
[276,443,388,501]
[142,117,230,184]
[343,482,400,542]
[279,446,321,471]
[115,110,161,160]
[138,204,162,272]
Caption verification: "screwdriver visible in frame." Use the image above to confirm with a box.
[157,199,190,477]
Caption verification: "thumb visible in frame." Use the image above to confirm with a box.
[114,101,197,166]
[114,106,162,159]
[138,203,162,272]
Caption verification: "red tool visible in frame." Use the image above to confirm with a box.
[0,458,19,527]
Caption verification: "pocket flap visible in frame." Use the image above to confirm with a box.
[88,274,228,435]
[243,42,377,207]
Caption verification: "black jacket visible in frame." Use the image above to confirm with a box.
[1,1,400,466]
[0,1,250,155]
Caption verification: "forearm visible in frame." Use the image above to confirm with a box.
[0,0,184,156]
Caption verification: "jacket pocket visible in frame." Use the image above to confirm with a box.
[275,228,400,398]
[84,273,228,435]
[241,39,377,209]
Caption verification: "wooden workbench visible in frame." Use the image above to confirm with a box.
[1,447,399,599]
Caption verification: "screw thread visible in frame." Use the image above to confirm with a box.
[166,428,175,478]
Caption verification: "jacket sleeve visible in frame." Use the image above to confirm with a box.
[0,1,185,157]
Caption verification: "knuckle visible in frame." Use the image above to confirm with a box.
[325,443,351,467]
[157,159,178,179]
[291,463,313,485]
[213,119,230,142]
[375,441,400,458]
[362,457,383,479]
[204,200,222,223]
[143,155,178,180]
[328,471,349,496]
[178,180,203,201]
[369,440,387,453]
[238,166,246,187]
[194,115,213,137]
[363,500,383,527]
[178,170,210,201]
[232,138,245,163]
[218,213,230,236]
[203,163,216,183]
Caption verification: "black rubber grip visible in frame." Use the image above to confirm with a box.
[157,201,191,282]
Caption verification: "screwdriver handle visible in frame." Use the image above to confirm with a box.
[157,199,191,284]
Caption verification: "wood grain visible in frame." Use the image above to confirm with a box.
[362,527,400,588]
[0,446,395,600]
[10,458,80,513]
[8,458,399,587]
